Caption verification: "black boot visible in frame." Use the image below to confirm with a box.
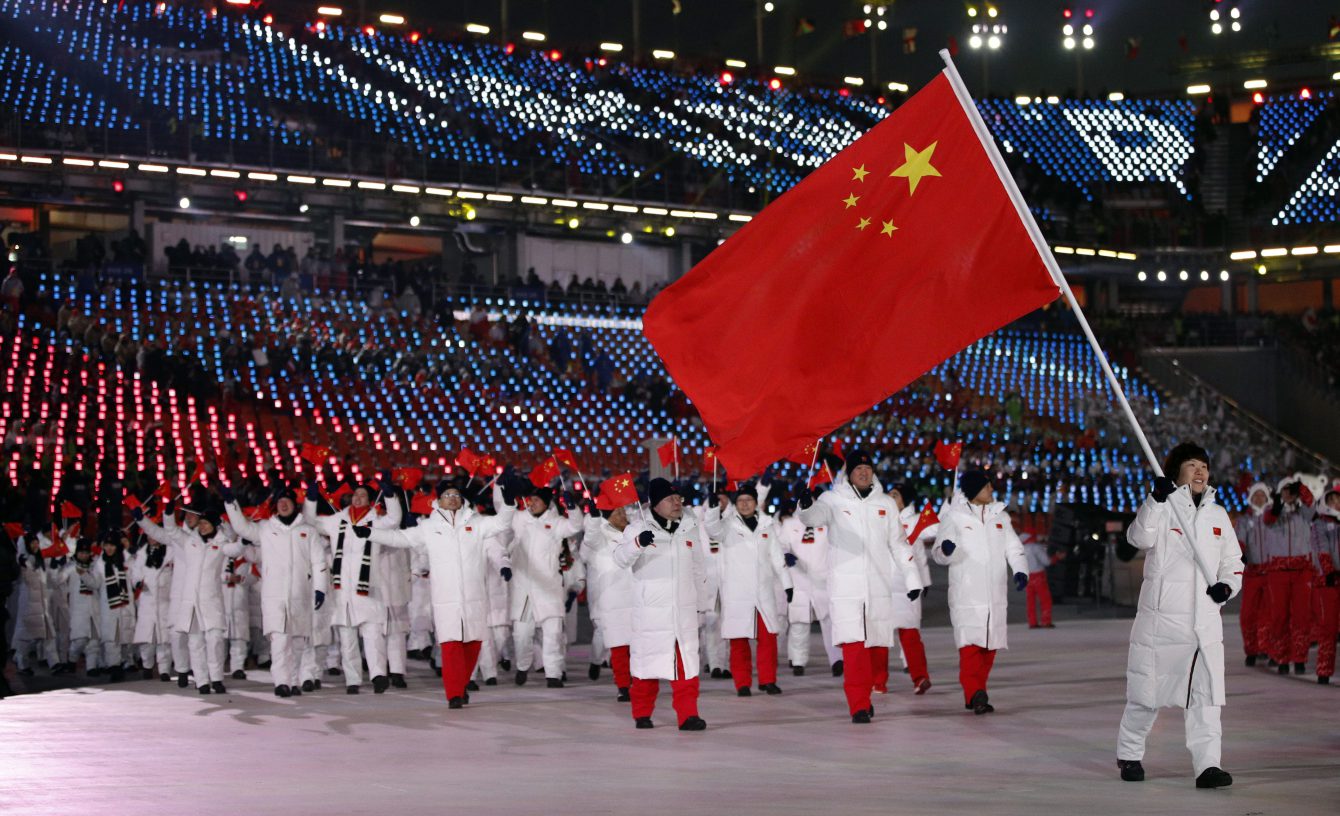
[851,710,871,724]
[327,667,343,676]
[737,686,752,697]
[635,717,654,729]
[1293,662,1306,675]
[792,665,805,676]
[274,685,291,698]
[159,673,171,682]
[589,663,601,681]
[258,660,272,670]
[1320,675,1331,684]
[515,670,528,686]
[211,681,226,694]
[198,685,212,695]
[499,658,511,671]
[108,666,125,683]
[831,660,844,677]
[1278,663,1290,674]
[547,678,564,689]
[710,668,722,679]
[617,687,631,702]
[448,697,464,709]
[372,676,389,694]
[1118,760,1145,782]
[178,673,190,688]
[346,685,360,694]
[760,683,782,695]
[390,674,407,689]
[678,716,707,731]
[1195,767,1233,789]
[301,679,315,692]
[484,677,498,686]
[313,679,322,690]
[290,686,302,696]
[141,668,154,680]
[970,690,994,715]
[231,670,246,680]
[1244,655,1257,667]
[467,679,479,691]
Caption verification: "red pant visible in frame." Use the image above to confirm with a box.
[871,644,890,692]
[1026,571,1053,627]
[840,642,888,715]
[609,644,632,689]
[1268,569,1312,664]
[958,645,997,705]
[1314,586,1339,678]
[729,612,778,689]
[1239,571,1271,656]
[630,642,699,725]
[898,628,929,686]
[440,640,482,701]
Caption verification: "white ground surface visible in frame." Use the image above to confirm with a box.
[2,616,1336,816]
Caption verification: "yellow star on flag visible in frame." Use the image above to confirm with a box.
[880,220,897,237]
[843,193,860,209]
[852,164,869,182]
[856,217,872,231]
[890,141,941,195]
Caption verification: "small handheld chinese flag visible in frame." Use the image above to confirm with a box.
[410,494,436,515]
[301,444,332,466]
[123,493,142,511]
[601,473,640,508]
[787,439,821,466]
[456,448,480,474]
[530,459,561,488]
[808,462,834,490]
[552,448,581,472]
[934,440,963,471]
[703,446,720,471]
[155,482,174,500]
[643,68,1059,476]
[393,467,425,491]
[243,504,274,521]
[657,439,679,468]
[61,500,82,519]
[907,501,940,544]
[189,458,208,484]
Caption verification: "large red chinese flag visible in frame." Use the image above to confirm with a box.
[643,70,1059,476]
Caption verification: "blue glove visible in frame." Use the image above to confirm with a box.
[1013,572,1028,592]
[940,540,956,556]
[306,482,321,503]
[785,587,794,604]
[217,484,233,503]
[565,591,578,612]
[907,589,921,601]
[131,506,144,522]
[784,552,798,568]
[314,590,325,610]
[500,567,512,582]
[1206,583,1231,604]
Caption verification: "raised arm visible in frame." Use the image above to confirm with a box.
[224,501,262,544]
[1126,496,1168,551]
[796,492,832,528]
[368,526,423,551]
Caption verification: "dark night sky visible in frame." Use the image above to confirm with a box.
[268,0,1340,98]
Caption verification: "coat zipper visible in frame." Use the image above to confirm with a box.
[1186,649,1200,707]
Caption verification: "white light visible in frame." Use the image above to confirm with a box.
[409,215,420,227]
[1209,9,1220,21]
[1082,24,1093,35]
[465,23,490,35]
[522,31,546,42]
[1178,270,1189,281]
[612,204,639,214]
[1219,270,1230,281]
[1291,246,1318,256]
[209,169,240,178]
[988,35,1001,49]
[1156,271,1167,282]
[486,193,514,203]
[764,1,775,11]
[1015,95,1032,105]
[567,217,580,229]
[378,14,404,25]
[1231,21,1241,32]
[1243,79,1267,89]
[1211,22,1222,34]
[664,226,676,237]
[774,65,796,76]
[1231,7,1240,19]
[969,35,983,49]
[98,160,130,169]
[620,232,633,245]
[1187,84,1211,95]
[652,49,676,60]
[248,171,278,181]
[176,167,206,176]
[299,204,309,213]
[725,58,747,68]
[887,82,909,92]
[322,178,351,188]
[1063,24,1073,36]
[356,180,385,190]
[456,190,484,199]
[316,6,342,16]
[1046,95,1060,104]
[1259,248,1287,258]
[521,196,549,205]
[1064,37,1075,49]
[600,42,624,52]
[1108,91,1125,101]
[1324,245,1340,253]
[1199,270,1209,281]
[1137,271,1147,282]
[844,76,865,87]
[1228,250,1257,260]
[63,157,94,167]
[391,184,420,194]
[425,187,454,197]
[287,175,317,184]
[877,20,887,30]
[1082,37,1094,49]
[988,6,998,18]
[178,197,191,209]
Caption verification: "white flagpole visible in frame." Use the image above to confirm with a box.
[939,50,1217,589]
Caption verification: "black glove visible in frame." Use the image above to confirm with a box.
[637,530,655,548]
[759,467,774,488]
[500,567,512,582]
[314,590,325,610]
[940,540,956,556]
[131,507,144,522]
[1269,497,1283,518]
[785,587,794,604]
[217,484,233,503]
[380,469,394,489]
[306,482,321,502]
[1013,572,1028,592]
[1150,477,1176,503]
[403,515,418,529]
[907,588,921,601]
[798,490,816,510]
[583,498,598,515]
[565,591,578,612]
[784,552,798,568]
[353,525,372,539]
[1206,582,1231,604]
[920,587,930,600]
[1327,571,1340,587]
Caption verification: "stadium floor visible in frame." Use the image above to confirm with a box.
[3,616,1335,815]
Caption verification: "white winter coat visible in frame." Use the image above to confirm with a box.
[614,513,710,681]
[221,551,257,639]
[797,480,924,647]
[1124,485,1243,709]
[138,517,244,633]
[14,551,58,642]
[95,556,137,646]
[304,498,403,628]
[224,504,330,636]
[932,497,1028,650]
[504,504,583,622]
[779,517,832,623]
[62,561,104,641]
[371,507,511,643]
[581,516,636,648]
[890,504,934,630]
[704,507,793,639]
[129,544,175,644]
